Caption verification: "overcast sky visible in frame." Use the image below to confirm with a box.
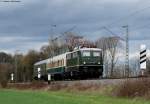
[0,0,150,56]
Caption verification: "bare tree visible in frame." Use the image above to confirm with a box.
[40,45,50,58]
[130,55,140,77]
[48,34,70,57]
[0,52,13,63]
[22,50,40,81]
[63,32,96,51]
[80,39,96,48]
[48,38,58,57]
[96,37,109,77]
[47,31,95,57]
[96,36,121,77]
[64,32,83,51]
[0,63,13,88]
[107,37,120,77]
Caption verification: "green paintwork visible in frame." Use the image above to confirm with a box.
[34,49,103,78]
[66,51,103,67]
[47,66,65,74]
[66,51,80,67]
[67,57,79,66]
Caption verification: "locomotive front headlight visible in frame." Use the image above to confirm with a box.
[83,61,86,64]
[98,62,100,64]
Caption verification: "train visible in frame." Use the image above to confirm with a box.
[33,48,103,81]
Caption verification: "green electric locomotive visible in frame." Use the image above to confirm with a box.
[34,48,103,80]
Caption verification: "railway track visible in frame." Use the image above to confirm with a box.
[9,77,148,87]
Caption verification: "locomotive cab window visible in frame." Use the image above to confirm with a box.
[82,51,90,57]
[93,51,101,57]
[73,52,78,58]
[67,54,71,59]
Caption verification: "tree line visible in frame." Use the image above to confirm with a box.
[0,32,149,86]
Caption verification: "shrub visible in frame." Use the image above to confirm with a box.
[67,82,101,91]
[114,78,150,98]
[8,81,47,90]
[0,64,10,88]
[48,83,68,91]
[0,79,8,88]
[30,81,47,89]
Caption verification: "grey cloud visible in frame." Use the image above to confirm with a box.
[0,0,150,53]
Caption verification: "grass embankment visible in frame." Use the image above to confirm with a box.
[0,89,150,104]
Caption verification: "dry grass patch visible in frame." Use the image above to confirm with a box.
[7,81,47,90]
[114,78,150,98]
[47,82,102,91]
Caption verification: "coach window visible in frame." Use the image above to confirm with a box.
[59,60,62,66]
[58,60,60,66]
[93,52,100,57]
[82,51,90,57]
[54,62,56,67]
[57,61,59,66]
[62,60,63,66]
[48,63,50,67]
[59,60,61,66]
[52,62,53,67]
[50,62,52,67]
[56,62,57,67]
[58,61,59,66]
[61,60,63,66]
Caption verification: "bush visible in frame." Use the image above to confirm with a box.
[67,82,101,91]
[0,64,10,88]
[8,81,47,90]
[114,78,150,98]
[0,79,8,88]
[31,81,47,89]
[47,82,102,92]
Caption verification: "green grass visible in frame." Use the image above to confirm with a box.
[0,89,150,104]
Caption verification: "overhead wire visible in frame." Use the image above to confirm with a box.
[106,3,150,28]
[98,3,150,41]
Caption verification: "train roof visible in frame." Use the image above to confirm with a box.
[35,52,69,65]
[47,52,68,62]
[72,48,102,52]
[34,48,102,65]
[34,59,48,66]
[79,48,102,51]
